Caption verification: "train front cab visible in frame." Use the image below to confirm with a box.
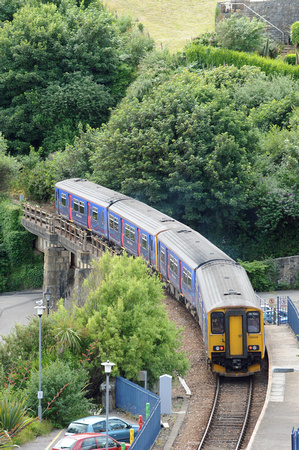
[209,308,264,377]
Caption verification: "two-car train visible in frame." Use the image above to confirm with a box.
[55,178,265,377]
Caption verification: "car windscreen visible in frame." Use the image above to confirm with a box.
[66,422,88,434]
[56,437,77,449]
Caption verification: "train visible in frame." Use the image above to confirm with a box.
[55,178,265,377]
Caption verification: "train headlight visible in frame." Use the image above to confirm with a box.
[248,345,259,351]
[213,345,224,351]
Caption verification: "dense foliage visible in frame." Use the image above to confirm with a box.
[0,0,154,155]
[0,253,189,426]
[0,197,43,292]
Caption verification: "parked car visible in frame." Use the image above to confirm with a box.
[52,433,130,450]
[263,310,288,324]
[65,416,139,443]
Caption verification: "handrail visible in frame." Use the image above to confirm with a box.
[220,2,288,42]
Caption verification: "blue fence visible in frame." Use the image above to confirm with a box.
[116,377,161,449]
[288,297,299,340]
[292,427,299,449]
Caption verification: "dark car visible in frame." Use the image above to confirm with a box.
[263,310,288,324]
[52,433,130,450]
[65,416,139,443]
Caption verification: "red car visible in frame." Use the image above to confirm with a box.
[52,433,130,450]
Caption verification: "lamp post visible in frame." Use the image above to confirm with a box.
[35,301,46,422]
[101,360,115,450]
[43,287,52,316]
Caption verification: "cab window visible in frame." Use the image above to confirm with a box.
[247,311,260,333]
[211,312,224,334]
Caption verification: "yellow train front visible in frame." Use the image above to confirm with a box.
[196,260,265,377]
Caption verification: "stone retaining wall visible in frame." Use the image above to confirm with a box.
[217,0,299,43]
[270,255,299,287]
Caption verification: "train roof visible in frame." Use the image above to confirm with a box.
[197,260,260,312]
[55,179,129,207]
[158,224,232,269]
[109,198,174,236]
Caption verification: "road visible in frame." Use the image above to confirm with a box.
[0,290,43,338]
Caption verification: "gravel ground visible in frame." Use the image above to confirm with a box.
[152,294,268,450]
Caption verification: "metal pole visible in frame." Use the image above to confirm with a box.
[106,373,109,450]
[38,314,42,422]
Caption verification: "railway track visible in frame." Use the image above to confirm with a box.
[198,376,253,450]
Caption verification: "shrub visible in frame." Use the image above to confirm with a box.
[24,361,93,428]
[238,259,274,291]
[284,53,296,65]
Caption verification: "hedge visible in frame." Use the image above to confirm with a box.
[185,44,299,78]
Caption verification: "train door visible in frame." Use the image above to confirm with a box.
[68,194,72,221]
[225,310,246,357]
[87,202,91,229]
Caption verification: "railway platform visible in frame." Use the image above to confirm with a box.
[248,290,299,450]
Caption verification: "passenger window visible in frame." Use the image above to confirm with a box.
[130,226,135,242]
[142,234,147,249]
[109,215,114,229]
[247,311,260,333]
[93,420,105,432]
[187,272,192,288]
[161,247,165,263]
[92,207,98,221]
[125,224,130,238]
[109,419,126,430]
[81,437,97,450]
[61,193,66,207]
[114,217,119,232]
[74,199,79,212]
[211,312,224,334]
[102,211,104,224]
[183,268,187,285]
[79,201,85,214]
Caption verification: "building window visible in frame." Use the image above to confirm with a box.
[74,199,79,212]
[61,193,66,207]
[92,207,98,221]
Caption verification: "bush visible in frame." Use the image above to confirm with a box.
[238,259,275,291]
[25,361,93,428]
[284,53,296,65]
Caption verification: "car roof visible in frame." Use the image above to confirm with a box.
[66,433,107,440]
[72,416,128,424]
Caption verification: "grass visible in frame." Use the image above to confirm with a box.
[103,0,218,51]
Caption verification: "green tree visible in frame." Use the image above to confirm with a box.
[0,133,20,192]
[0,1,151,155]
[25,361,92,427]
[90,69,258,242]
[291,21,299,65]
[74,252,189,388]
[216,14,267,53]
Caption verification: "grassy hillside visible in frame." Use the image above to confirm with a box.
[103,0,218,51]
